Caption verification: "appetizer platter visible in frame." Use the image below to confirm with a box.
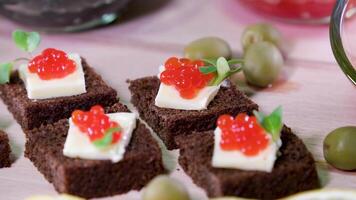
[0,1,356,200]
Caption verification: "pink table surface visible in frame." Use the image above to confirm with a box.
[0,0,355,199]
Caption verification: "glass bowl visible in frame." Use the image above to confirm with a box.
[0,0,132,32]
[330,0,356,85]
[239,0,336,23]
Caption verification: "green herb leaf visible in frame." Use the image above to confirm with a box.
[0,63,13,84]
[227,59,244,65]
[216,57,230,76]
[202,58,217,66]
[253,110,265,124]
[254,106,283,141]
[201,57,244,86]
[199,65,217,74]
[93,127,121,149]
[12,30,41,53]
[209,57,230,85]
[228,66,242,74]
[226,59,243,75]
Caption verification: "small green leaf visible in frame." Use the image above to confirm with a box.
[209,57,230,86]
[199,65,217,74]
[227,59,244,65]
[228,66,242,74]
[253,110,265,124]
[257,106,283,141]
[216,57,230,77]
[202,58,217,66]
[227,59,243,74]
[203,57,244,86]
[0,63,13,84]
[12,30,41,53]
[93,127,121,149]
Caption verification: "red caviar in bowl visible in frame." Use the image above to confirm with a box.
[217,113,269,156]
[160,57,215,99]
[28,48,76,80]
[72,105,121,144]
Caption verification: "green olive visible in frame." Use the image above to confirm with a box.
[242,41,283,87]
[323,126,356,170]
[184,37,232,60]
[142,175,190,200]
[241,23,282,51]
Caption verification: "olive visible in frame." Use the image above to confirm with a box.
[142,175,190,200]
[323,126,356,170]
[241,23,282,51]
[242,41,283,87]
[184,37,232,60]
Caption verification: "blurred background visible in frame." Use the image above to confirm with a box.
[0,0,341,31]
[1,1,356,199]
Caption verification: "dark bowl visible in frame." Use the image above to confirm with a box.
[0,0,132,32]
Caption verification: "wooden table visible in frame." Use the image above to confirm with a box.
[0,0,355,199]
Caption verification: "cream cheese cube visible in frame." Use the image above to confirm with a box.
[154,83,220,110]
[63,112,136,163]
[155,65,220,110]
[19,53,86,100]
[212,127,281,172]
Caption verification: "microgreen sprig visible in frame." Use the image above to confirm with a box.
[12,30,41,53]
[93,127,121,149]
[199,57,243,86]
[253,106,283,142]
[0,63,13,84]
[0,30,41,84]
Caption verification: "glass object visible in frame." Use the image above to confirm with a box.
[0,0,131,32]
[330,0,356,85]
[239,0,337,23]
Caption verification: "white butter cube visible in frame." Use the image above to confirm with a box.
[63,112,136,163]
[19,53,86,100]
[154,83,220,110]
[212,128,281,172]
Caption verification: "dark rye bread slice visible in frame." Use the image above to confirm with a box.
[128,76,258,150]
[0,130,11,168]
[0,58,117,130]
[176,126,320,200]
[24,102,165,198]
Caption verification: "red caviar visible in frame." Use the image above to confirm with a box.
[28,48,76,80]
[217,113,269,156]
[72,105,121,144]
[160,57,215,99]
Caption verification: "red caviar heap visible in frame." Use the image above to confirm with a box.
[160,57,215,99]
[28,48,76,80]
[217,113,270,156]
[72,105,121,144]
